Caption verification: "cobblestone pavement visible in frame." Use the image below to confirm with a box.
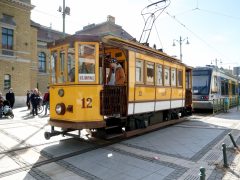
[0,107,239,179]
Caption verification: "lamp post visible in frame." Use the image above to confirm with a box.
[58,0,70,38]
[211,58,222,67]
[173,36,189,61]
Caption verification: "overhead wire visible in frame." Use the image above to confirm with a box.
[32,8,85,32]
[165,11,233,62]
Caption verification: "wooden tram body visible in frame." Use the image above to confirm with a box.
[45,34,192,139]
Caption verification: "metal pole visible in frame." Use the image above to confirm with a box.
[62,0,66,38]
[179,36,183,61]
[228,133,238,148]
[222,143,228,168]
[199,167,206,180]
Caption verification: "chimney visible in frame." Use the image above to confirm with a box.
[107,15,115,24]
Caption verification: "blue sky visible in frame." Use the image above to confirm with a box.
[31,0,240,69]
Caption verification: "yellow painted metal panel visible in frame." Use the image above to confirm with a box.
[128,51,136,101]
[156,87,171,100]
[50,85,103,122]
[134,86,155,101]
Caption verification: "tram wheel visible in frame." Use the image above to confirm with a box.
[44,132,51,140]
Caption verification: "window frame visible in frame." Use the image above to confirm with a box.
[4,74,11,90]
[145,61,155,85]
[77,42,99,84]
[38,52,46,72]
[178,69,183,87]
[164,66,170,86]
[135,59,144,84]
[156,63,163,86]
[171,67,177,87]
[2,27,14,56]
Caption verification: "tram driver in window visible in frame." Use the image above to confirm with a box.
[107,58,125,85]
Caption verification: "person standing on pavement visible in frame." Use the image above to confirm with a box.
[0,92,5,118]
[30,88,41,116]
[43,86,50,115]
[6,88,15,108]
[26,90,31,110]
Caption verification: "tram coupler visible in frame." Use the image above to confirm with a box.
[44,126,77,140]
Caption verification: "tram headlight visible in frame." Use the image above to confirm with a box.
[55,103,66,115]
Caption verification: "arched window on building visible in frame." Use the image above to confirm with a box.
[38,52,46,72]
[4,74,11,90]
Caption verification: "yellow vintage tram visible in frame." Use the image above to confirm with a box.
[45,34,192,139]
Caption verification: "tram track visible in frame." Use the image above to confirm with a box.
[0,113,214,178]
[0,138,120,179]
[0,138,70,155]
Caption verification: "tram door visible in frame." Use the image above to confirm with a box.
[185,67,192,108]
[100,50,127,117]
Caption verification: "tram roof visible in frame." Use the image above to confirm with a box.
[194,65,238,80]
[48,34,191,67]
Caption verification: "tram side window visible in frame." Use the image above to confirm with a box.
[171,68,176,86]
[221,80,229,95]
[78,44,96,82]
[146,61,154,84]
[178,70,183,87]
[232,83,236,95]
[136,59,144,84]
[211,76,218,93]
[67,48,75,82]
[50,51,57,84]
[156,64,163,86]
[164,66,170,86]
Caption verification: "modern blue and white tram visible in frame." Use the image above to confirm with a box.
[192,66,238,110]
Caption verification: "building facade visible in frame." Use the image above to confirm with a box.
[0,0,36,107]
[0,0,63,107]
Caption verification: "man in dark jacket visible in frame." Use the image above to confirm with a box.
[6,88,15,108]
[30,88,41,116]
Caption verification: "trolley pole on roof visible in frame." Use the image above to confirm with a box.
[58,0,70,38]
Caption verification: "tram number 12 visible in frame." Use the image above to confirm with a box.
[81,98,92,108]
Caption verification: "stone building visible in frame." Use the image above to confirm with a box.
[0,0,64,107]
[76,15,134,40]
[0,0,36,107]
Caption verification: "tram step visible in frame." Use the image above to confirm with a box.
[105,133,124,140]
[105,125,120,130]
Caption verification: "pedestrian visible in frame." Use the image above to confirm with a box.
[107,58,125,85]
[43,86,50,115]
[30,88,41,116]
[6,88,15,108]
[0,92,5,118]
[26,90,31,110]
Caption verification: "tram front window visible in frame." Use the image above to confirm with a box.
[78,44,96,82]
[192,70,211,95]
[50,51,57,84]
[68,48,75,82]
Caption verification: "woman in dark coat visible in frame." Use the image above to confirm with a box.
[6,88,15,108]
[26,90,31,110]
